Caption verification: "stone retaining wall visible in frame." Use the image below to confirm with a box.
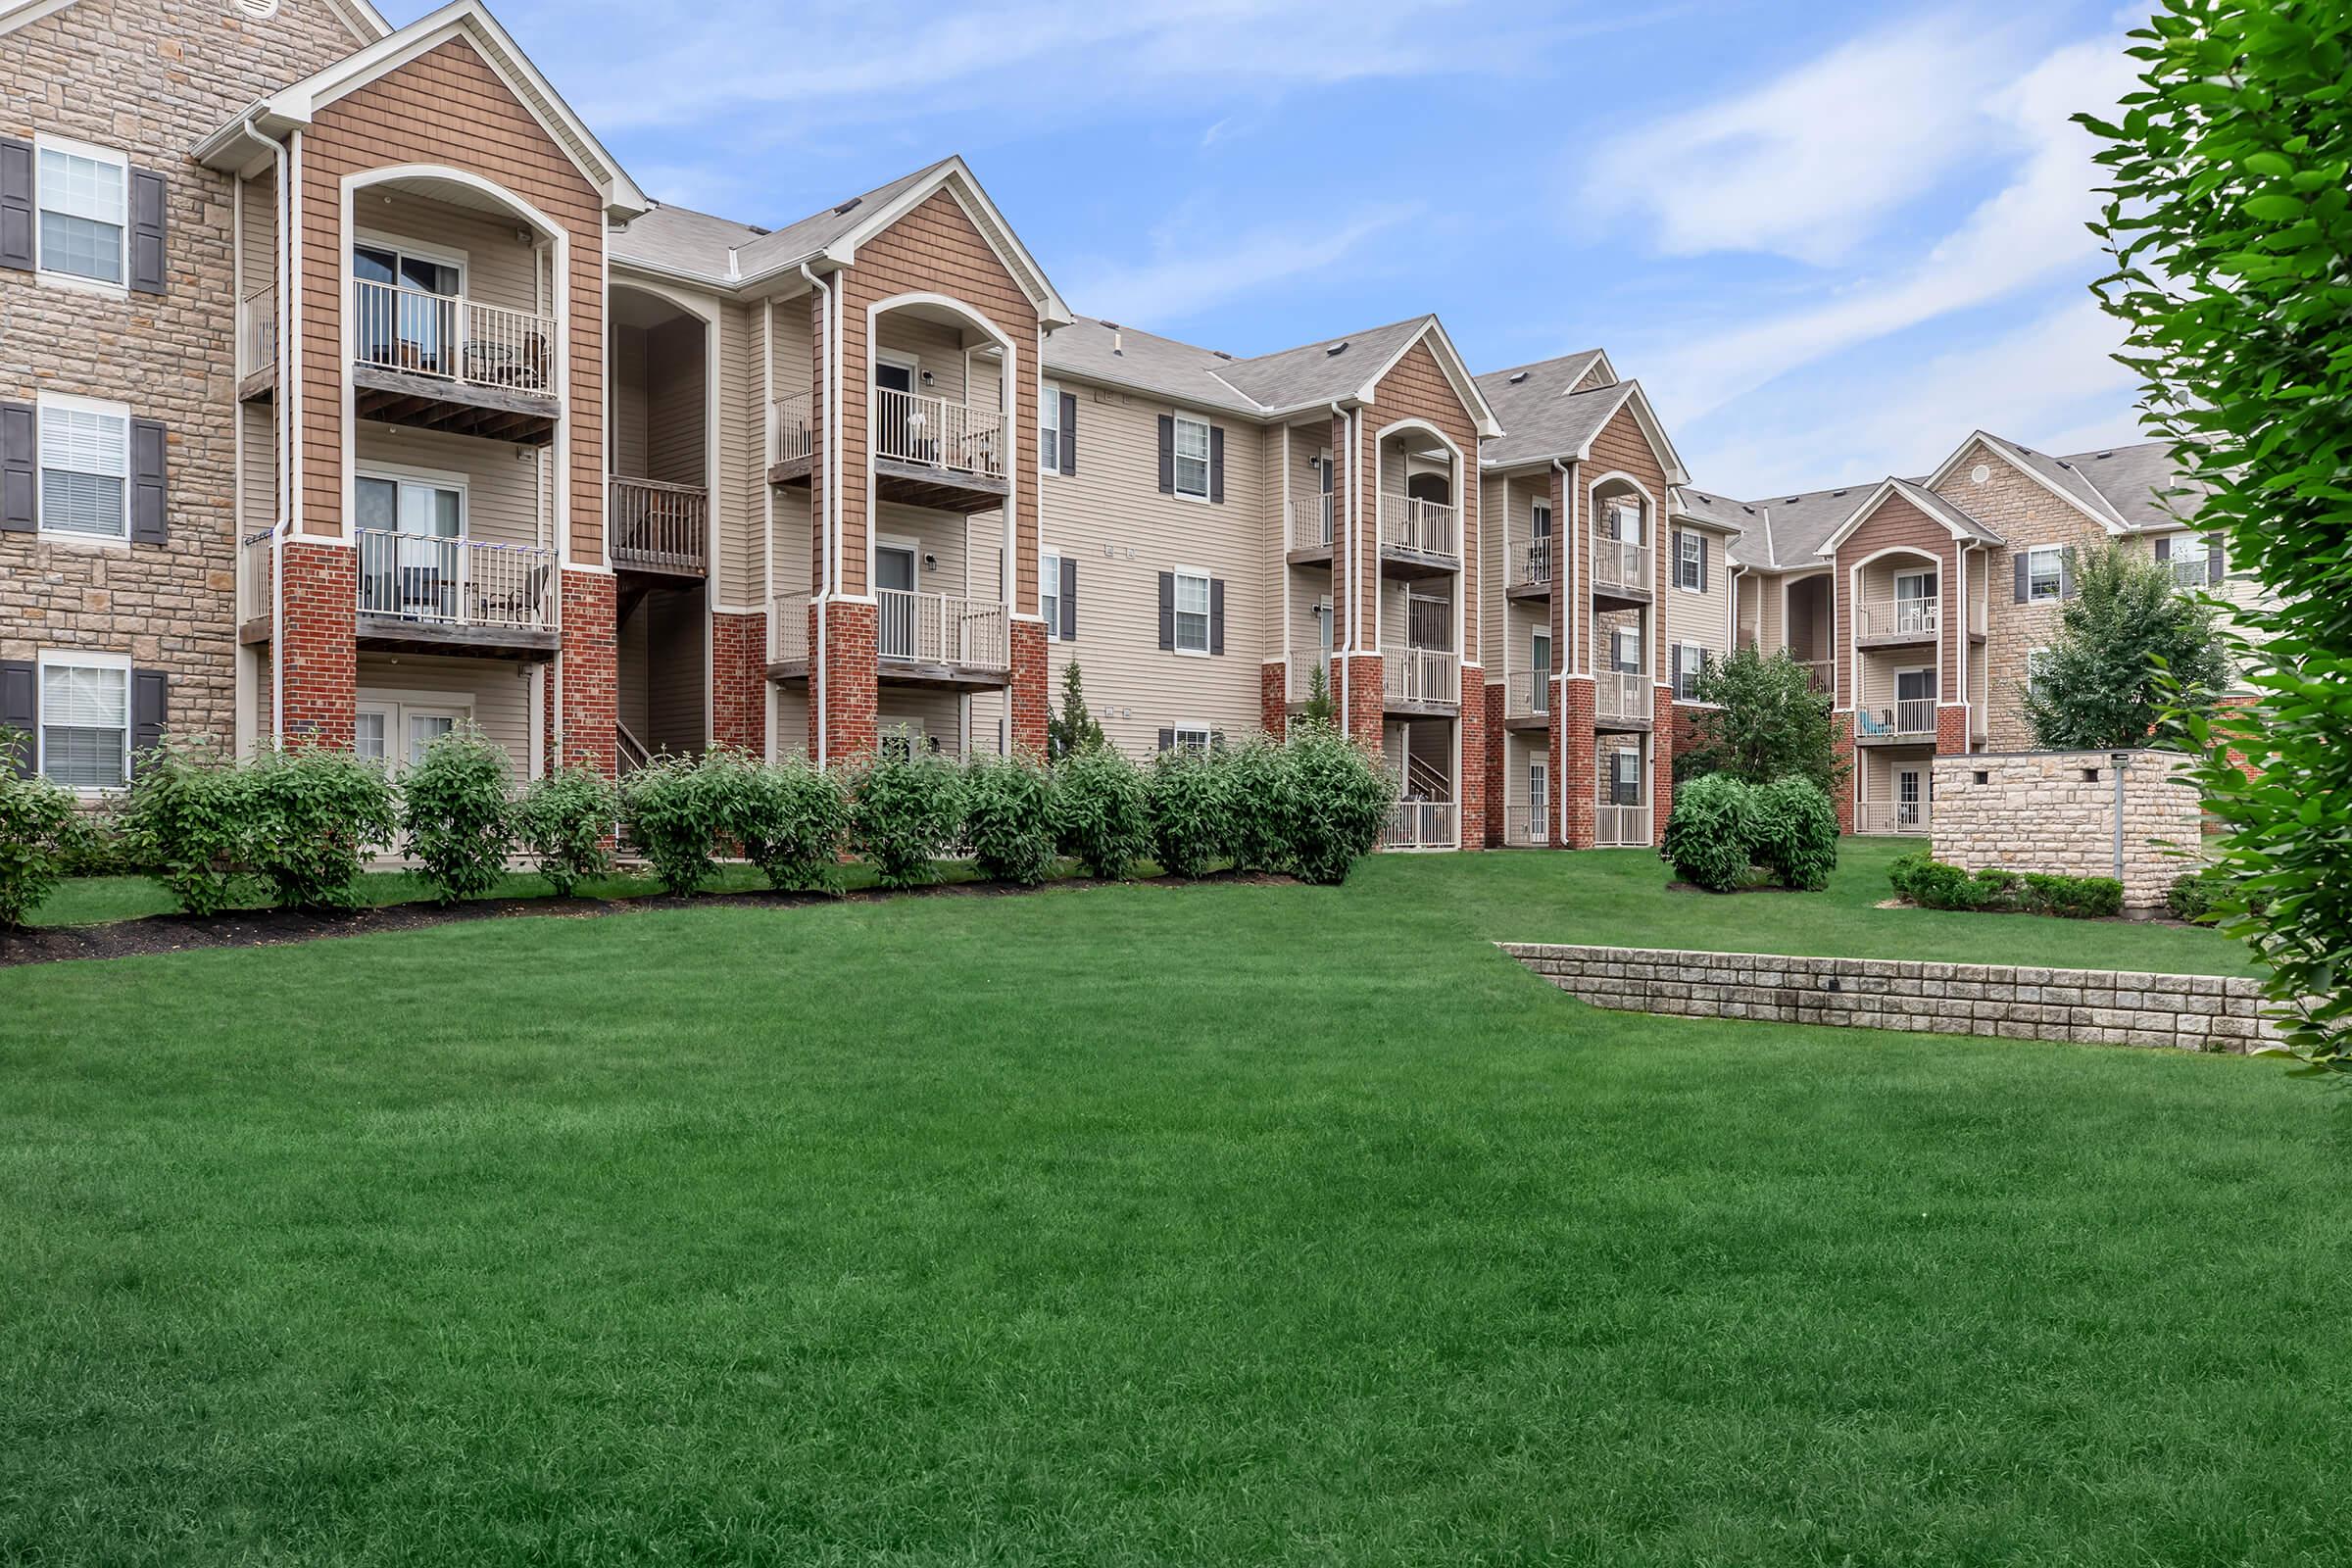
[1930,749,2204,911]
[1500,943,2278,1054]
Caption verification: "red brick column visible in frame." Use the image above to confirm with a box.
[809,598,877,764]
[1457,664,1486,851]
[1482,680,1505,847]
[1009,618,1049,758]
[1651,682,1677,836]
[277,538,356,749]
[1557,674,1596,849]
[708,611,768,756]
[1335,653,1385,747]
[1936,703,1969,756]
[557,568,617,779]
[1832,711,1856,834]
[1260,661,1289,741]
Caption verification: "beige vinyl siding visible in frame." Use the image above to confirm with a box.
[1040,377,1269,758]
[647,589,705,756]
[240,168,276,309]
[364,189,540,316]
[357,653,532,778]
[1479,473,1508,680]
[769,292,813,408]
[609,325,649,478]
[711,300,758,608]
[353,425,546,548]
[617,601,650,738]
[643,318,704,486]
[875,686,967,751]
[1665,524,1736,666]
[239,401,275,532]
[770,486,813,608]
[773,682,809,760]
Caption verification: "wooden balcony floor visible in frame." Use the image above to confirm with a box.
[355,616,560,658]
[353,365,558,446]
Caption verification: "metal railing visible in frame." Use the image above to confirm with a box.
[1593,538,1647,594]
[1597,670,1648,722]
[237,527,273,621]
[772,393,812,466]
[1503,804,1549,847]
[1857,595,1939,638]
[1595,803,1652,847]
[1513,538,1552,588]
[1856,697,1938,739]
[1378,492,1458,558]
[1505,667,1549,719]
[878,589,1009,671]
[872,386,1004,479]
[1385,800,1456,850]
[1381,644,1458,706]
[238,284,274,378]
[771,595,809,664]
[1287,648,1331,702]
[351,279,555,393]
[609,477,708,574]
[1288,494,1334,549]
[355,529,557,630]
[1857,800,1931,836]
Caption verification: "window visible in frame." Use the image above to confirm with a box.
[2026,646,2054,697]
[38,395,129,540]
[1172,569,1210,654]
[1613,626,1640,672]
[1676,531,1702,591]
[1605,499,1642,546]
[1893,568,1937,602]
[1042,551,1061,640]
[1894,667,1937,704]
[1674,642,1705,700]
[2027,546,2065,602]
[36,139,126,285]
[1172,415,1210,500]
[1171,724,1212,756]
[1611,748,1642,806]
[352,240,464,373]
[1040,382,1060,472]
[356,472,463,536]
[1531,499,1552,539]
[38,656,128,790]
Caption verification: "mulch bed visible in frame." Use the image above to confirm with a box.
[0,870,1297,970]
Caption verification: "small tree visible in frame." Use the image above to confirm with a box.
[1298,662,1336,726]
[1046,662,1105,762]
[2018,541,2232,751]
[0,729,78,928]
[1678,647,1847,798]
[1281,718,1390,885]
[846,741,964,891]
[961,751,1057,887]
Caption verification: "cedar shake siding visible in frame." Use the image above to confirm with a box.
[1831,491,1961,707]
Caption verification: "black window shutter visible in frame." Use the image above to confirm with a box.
[130,417,168,544]
[1156,571,1174,650]
[2013,553,2029,603]
[2207,539,2225,584]
[0,400,33,532]
[1155,415,1174,494]
[1209,425,1225,504]
[0,136,31,272]
[129,169,168,295]
[130,668,168,771]
[1157,727,1174,754]
[0,658,33,777]
[2060,547,2078,599]
[1058,554,1077,641]
[1209,578,1225,655]
[1058,390,1077,476]
[1698,535,1710,593]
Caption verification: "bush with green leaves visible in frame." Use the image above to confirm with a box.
[399,722,514,904]
[1678,646,1848,799]
[713,749,849,894]
[2018,542,2232,750]
[1281,718,1391,886]
[1216,735,1293,875]
[1745,775,1838,892]
[515,765,617,898]
[0,732,79,928]
[847,743,964,891]
[1890,855,2120,918]
[1046,662,1106,762]
[1052,741,1151,880]
[1145,747,1229,878]
[120,739,253,915]
[961,751,1057,887]
[2165,868,2235,925]
[242,744,396,909]
[1662,773,1756,893]
[620,752,724,896]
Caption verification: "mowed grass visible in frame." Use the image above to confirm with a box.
[4,850,2336,1564]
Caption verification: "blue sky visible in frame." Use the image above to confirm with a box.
[394,0,2150,500]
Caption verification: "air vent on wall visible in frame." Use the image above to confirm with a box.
[232,0,279,16]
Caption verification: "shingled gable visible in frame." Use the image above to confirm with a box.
[1923,428,2130,535]
[1815,476,2002,556]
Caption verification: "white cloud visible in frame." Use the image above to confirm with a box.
[1059,203,1421,326]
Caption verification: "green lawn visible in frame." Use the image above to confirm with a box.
[5,850,2333,1564]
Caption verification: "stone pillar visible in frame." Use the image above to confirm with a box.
[710,610,767,755]
[1651,682,1677,835]
[1008,617,1049,758]
[1260,660,1288,741]
[1557,673,1596,849]
[1482,680,1505,847]
[1832,711,1857,834]
[808,597,877,764]
[276,538,356,749]
[556,568,616,779]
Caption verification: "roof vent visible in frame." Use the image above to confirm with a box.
[1325,341,1348,357]
[1101,320,1120,330]
[1112,329,1123,356]
[1784,497,1801,505]
[745,225,770,236]
[1211,351,1235,361]
[1507,370,1530,384]
[832,196,861,216]
[1832,488,1847,497]
[2094,450,2114,460]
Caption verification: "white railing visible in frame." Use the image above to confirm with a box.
[1513,538,1552,588]
[356,529,557,630]
[771,595,809,664]
[1597,670,1648,723]
[877,589,1009,671]
[1288,494,1334,549]
[351,279,556,394]
[872,386,1004,479]
[1381,644,1458,706]
[609,477,708,574]
[1505,667,1549,719]
[1287,648,1331,703]
[1797,659,1834,694]
[237,527,273,621]
[1593,538,1647,595]
[772,393,812,466]
[1857,595,1939,638]
[1386,800,1456,850]
[1503,805,1549,847]
[1857,800,1931,836]
[1857,697,1938,739]
[238,284,274,377]
[1378,492,1458,558]
[1595,803,1652,847]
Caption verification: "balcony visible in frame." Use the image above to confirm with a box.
[237,283,275,399]
[1503,667,1548,727]
[1385,799,1456,851]
[1595,800,1652,848]
[1796,658,1834,695]
[1856,595,1940,646]
[1596,670,1650,727]
[1377,493,1459,570]
[1856,800,1932,836]
[764,590,1008,686]
[354,528,559,654]
[1592,538,1648,601]
[1286,494,1335,556]
[236,527,273,642]
[350,279,561,443]
[1508,538,1552,596]
[872,386,1008,513]
[1381,644,1458,711]
[768,392,815,484]
[1502,804,1549,848]
[1853,698,1937,744]
[609,477,709,577]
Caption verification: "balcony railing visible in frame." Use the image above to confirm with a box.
[1857,800,1932,836]
[1288,494,1334,550]
[237,527,273,621]
[772,393,812,466]
[771,595,809,664]
[351,279,555,394]
[1386,800,1456,850]
[1595,802,1652,848]
[1287,647,1331,702]
[1378,493,1458,558]
[1503,804,1549,847]
[1505,667,1548,719]
[1593,538,1647,595]
[238,284,274,378]
[878,589,1009,671]
[1381,644,1458,706]
[356,529,557,631]
[1855,697,1937,740]
[1512,538,1552,588]
[609,476,708,574]
[1597,670,1648,723]
[1857,595,1939,639]
[1797,658,1834,694]
[872,387,1004,480]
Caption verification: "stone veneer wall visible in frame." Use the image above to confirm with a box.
[1930,748,2204,910]
[1500,943,2278,1054]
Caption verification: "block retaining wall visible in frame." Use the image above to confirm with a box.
[1498,943,2278,1054]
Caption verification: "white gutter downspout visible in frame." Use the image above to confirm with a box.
[230,113,292,745]
[799,262,835,767]
[1550,458,1571,846]
[1328,401,1352,726]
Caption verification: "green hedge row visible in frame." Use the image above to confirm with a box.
[1888,854,2124,918]
[1660,773,1839,893]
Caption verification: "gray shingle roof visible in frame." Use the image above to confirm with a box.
[1969,433,2128,529]
[1473,352,1616,467]
[1042,316,1264,416]
[2062,439,2206,529]
[1209,317,1437,411]
[1887,477,2001,546]
[610,158,957,286]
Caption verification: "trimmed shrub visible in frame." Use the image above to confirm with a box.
[1053,742,1151,880]
[1887,852,1931,903]
[717,750,849,894]
[1217,735,1293,875]
[121,739,253,915]
[243,745,396,909]
[1146,747,1229,878]
[847,743,964,891]
[1282,718,1390,886]
[961,751,1057,887]
[1662,773,1755,893]
[1746,775,1838,891]
[516,765,617,898]
[1892,854,2121,918]
[2167,869,2226,924]
[621,753,724,896]
[400,722,514,904]
[0,732,78,927]
[2021,871,2123,919]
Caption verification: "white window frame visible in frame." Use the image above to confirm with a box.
[33,133,128,295]
[34,649,131,795]
[354,462,469,538]
[1613,625,1640,673]
[1676,530,1702,592]
[1171,723,1212,756]
[1606,498,1642,547]
[1040,380,1061,473]
[352,230,469,299]
[1674,642,1706,700]
[1892,567,1938,601]
[356,687,479,775]
[2026,545,2066,603]
[1041,550,1061,641]
[1171,566,1211,656]
[1531,498,1553,539]
[1172,414,1211,502]
[1611,745,1642,805]
[1893,664,1938,704]
[33,391,132,543]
